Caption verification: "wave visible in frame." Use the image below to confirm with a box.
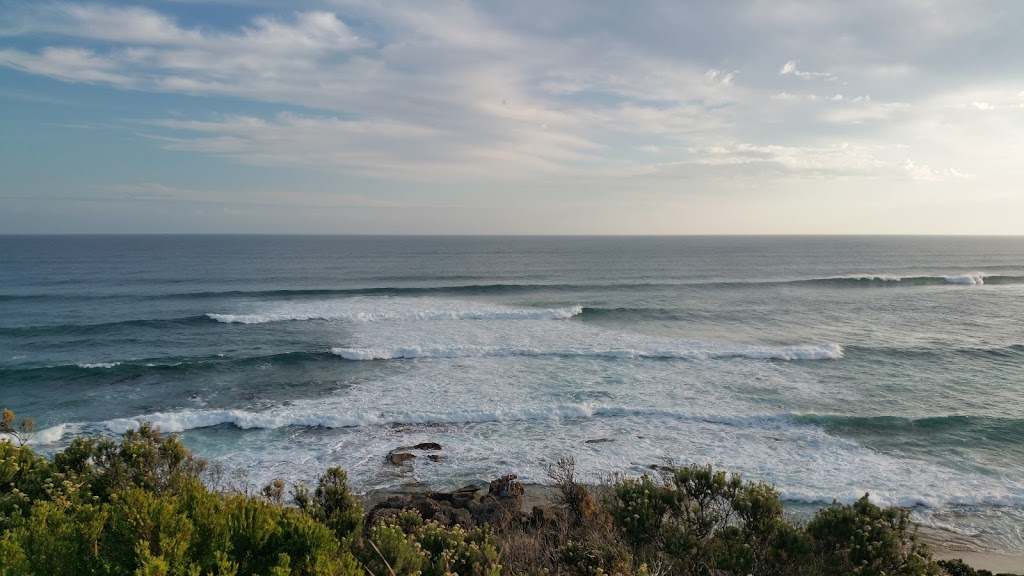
[0,351,335,383]
[3,272,1021,305]
[103,404,810,435]
[793,413,1024,440]
[0,424,67,446]
[95,406,1024,512]
[76,362,122,369]
[207,305,583,325]
[103,405,1024,441]
[0,315,210,337]
[793,273,1023,287]
[329,342,843,362]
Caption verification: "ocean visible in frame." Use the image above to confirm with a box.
[2,235,1023,554]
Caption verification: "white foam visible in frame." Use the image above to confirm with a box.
[105,403,674,433]
[330,343,843,362]
[835,273,991,285]
[944,273,988,285]
[207,298,582,324]
[77,362,121,369]
[842,274,905,282]
[0,424,66,446]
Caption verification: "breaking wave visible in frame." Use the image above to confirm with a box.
[330,343,844,362]
[0,424,67,446]
[102,404,825,435]
[207,304,583,324]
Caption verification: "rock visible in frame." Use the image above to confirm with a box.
[411,442,442,451]
[387,451,416,466]
[584,438,614,444]
[530,505,567,529]
[364,475,530,532]
[488,474,524,499]
[385,442,444,467]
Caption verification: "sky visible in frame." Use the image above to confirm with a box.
[1,1,1022,234]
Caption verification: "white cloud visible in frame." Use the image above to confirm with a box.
[903,160,970,182]
[687,143,890,176]
[0,47,133,86]
[779,59,835,80]
[821,100,909,124]
[150,112,598,179]
[704,68,737,86]
[2,0,1023,231]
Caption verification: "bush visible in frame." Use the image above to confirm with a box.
[806,494,941,576]
[0,409,992,576]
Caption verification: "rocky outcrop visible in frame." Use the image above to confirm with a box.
[385,442,444,467]
[365,474,560,531]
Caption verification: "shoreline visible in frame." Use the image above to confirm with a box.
[367,480,1024,574]
[921,527,1024,574]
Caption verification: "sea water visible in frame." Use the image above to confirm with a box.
[2,235,1023,553]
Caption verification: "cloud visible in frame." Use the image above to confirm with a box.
[0,46,133,86]
[903,160,970,182]
[820,100,910,124]
[101,182,419,209]
[704,68,737,86]
[687,143,890,177]
[149,112,598,179]
[779,59,835,80]
[1,0,1023,226]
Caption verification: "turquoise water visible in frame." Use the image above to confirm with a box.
[2,235,1023,552]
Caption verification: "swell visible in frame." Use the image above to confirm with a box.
[103,406,1024,444]
[207,305,583,325]
[791,273,1022,287]
[843,343,1024,361]
[2,273,1020,303]
[102,405,807,434]
[794,413,1024,435]
[0,315,210,337]
[6,341,1023,383]
[329,343,844,361]
[0,351,334,383]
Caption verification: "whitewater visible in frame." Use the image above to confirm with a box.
[2,235,1024,556]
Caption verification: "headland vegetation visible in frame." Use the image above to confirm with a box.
[1,409,1018,576]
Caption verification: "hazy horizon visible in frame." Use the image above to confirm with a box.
[2,1,1022,234]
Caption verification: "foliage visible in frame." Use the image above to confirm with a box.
[807,494,943,576]
[0,409,1007,576]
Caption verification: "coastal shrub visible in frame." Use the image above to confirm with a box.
[605,474,669,551]
[363,519,428,576]
[52,423,206,502]
[806,494,941,576]
[363,509,502,576]
[313,467,365,543]
[936,558,997,576]
[0,409,996,576]
[0,441,56,526]
[0,410,35,446]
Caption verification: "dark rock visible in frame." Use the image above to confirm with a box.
[530,505,567,529]
[427,454,446,462]
[488,474,524,499]
[411,442,442,451]
[364,475,530,532]
[584,438,614,444]
[387,451,416,466]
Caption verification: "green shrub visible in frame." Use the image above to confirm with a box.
[364,519,428,576]
[605,474,669,551]
[0,409,982,576]
[806,494,941,576]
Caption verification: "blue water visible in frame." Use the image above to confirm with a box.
[2,235,1024,553]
